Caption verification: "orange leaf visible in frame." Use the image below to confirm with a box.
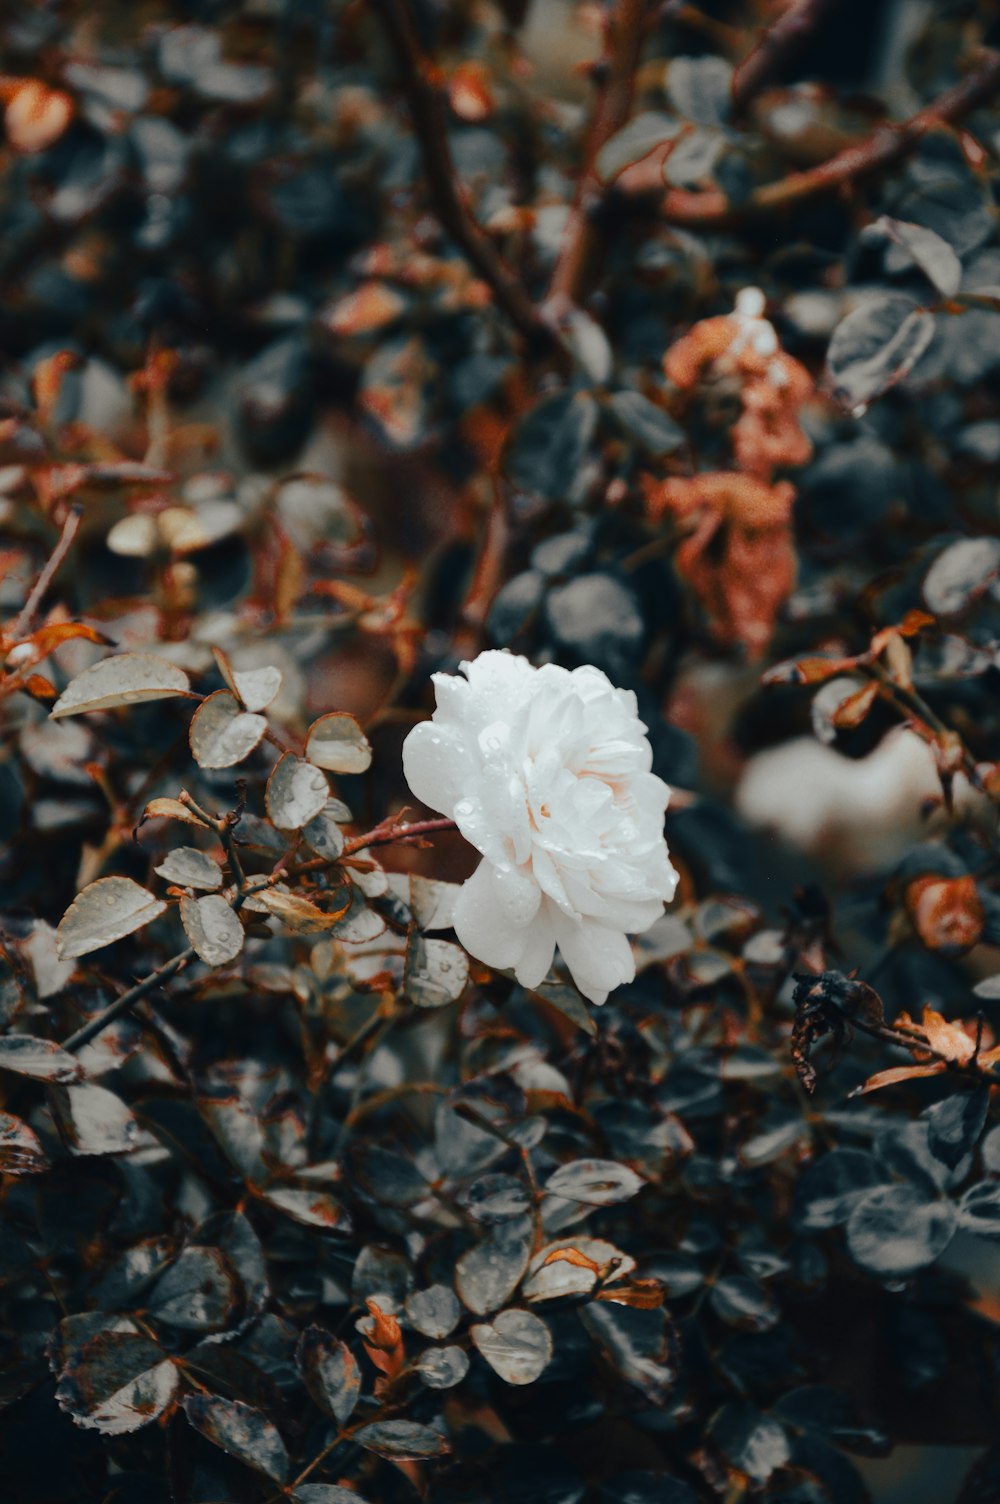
[853,1063,944,1095]
[905,876,984,957]
[543,1246,602,1274]
[4,80,73,154]
[831,681,880,730]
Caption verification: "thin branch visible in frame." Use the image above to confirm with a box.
[548,0,648,307]
[730,0,839,116]
[9,505,83,641]
[341,815,457,859]
[621,48,1000,225]
[373,0,555,351]
[63,948,195,1053]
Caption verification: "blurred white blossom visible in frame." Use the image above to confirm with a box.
[402,650,678,1004]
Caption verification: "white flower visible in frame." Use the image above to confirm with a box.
[402,650,679,1005]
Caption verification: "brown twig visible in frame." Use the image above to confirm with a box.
[548,0,648,307]
[622,47,1000,225]
[730,0,839,116]
[373,0,555,352]
[9,504,83,641]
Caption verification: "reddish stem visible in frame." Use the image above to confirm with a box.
[548,0,648,307]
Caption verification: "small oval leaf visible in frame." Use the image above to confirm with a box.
[51,654,190,719]
[266,754,329,829]
[57,877,167,959]
[180,895,244,966]
[306,712,372,774]
[190,690,267,770]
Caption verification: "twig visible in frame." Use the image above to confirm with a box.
[621,48,1000,225]
[548,0,648,307]
[63,948,195,1053]
[373,0,556,352]
[730,0,839,116]
[340,815,457,859]
[9,505,83,641]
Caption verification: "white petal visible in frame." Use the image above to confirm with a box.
[555,921,635,1005]
[492,863,541,928]
[402,721,472,816]
[514,908,557,990]
[453,861,527,972]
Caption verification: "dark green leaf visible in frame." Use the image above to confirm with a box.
[846,1183,956,1276]
[182,1394,289,1483]
[297,1327,361,1424]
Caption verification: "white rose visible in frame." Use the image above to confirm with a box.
[402,650,679,1005]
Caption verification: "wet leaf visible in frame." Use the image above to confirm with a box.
[544,1159,644,1206]
[305,712,372,774]
[183,1394,289,1483]
[260,1185,350,1229]
[297,1327,361,1423]
[155,847,223,890]
[415,1344,470,1388]
[923,537,1000,616]
[50,1082,143,1157]
[825,294,934,411]
[189,690,267,770]
[57,877,167,959]
[150,1246,240,1331]
[0,1109,50,1174]
[253,887,350,934]
[456,1214,534,1315]
[405,933,469,1007]
[55,1324,178,1435]
[180,895,244,966]
[471,1308,552,1385]
[871,216,962,297]
[51,654,190,718]
[354,1419,450,1460]
[212,649,282,712]
[710,1402,790,1484]
[0,1034,82,1082]
[266,754,329,829]
[846,1183,956,1276]
[406,1284,461,1339]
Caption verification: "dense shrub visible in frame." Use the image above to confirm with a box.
[2,3,1000,1502]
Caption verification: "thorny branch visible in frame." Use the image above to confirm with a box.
[373,0,556,352]
[548,0,649,308]
[730,0,840,116]
[620,47,1000,225]
[9,504,83,642]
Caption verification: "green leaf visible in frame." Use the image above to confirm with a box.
[183,1395,289,1483]
[179,894,244,966]
[405,933,469,1008]
[405,1284,461,1339]
[957,1182,1000,1240]
[845,1183,956,1276]
[297,1326,361,1424]
[189,689,267,770]
[825,293,934,413]
[455,1214,534,1316]
[150,1246,240,1331]
[305,712,372,774]
[595,111,681,182]
[266,753,329,829]
[710,1401,790,1484]
[471,1308,552,1385]
[354,1419,450,1461]
[0,1034,82,1082]
[607,391,685,457]
[50,653,190,718]
[154,846,223,890]
[415,1344,470,1389]
[50,1082,143,1157]
[0,1109,51,1174]
[545,1158,644,1206]
[55,1323,179,1435]
[506,391,599,504]
[56,876,167,959]
[870,215,962,298]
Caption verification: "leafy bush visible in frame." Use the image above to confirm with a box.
[2,3,1000,1502]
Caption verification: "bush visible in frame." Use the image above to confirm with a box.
[2,3,1000,1502]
